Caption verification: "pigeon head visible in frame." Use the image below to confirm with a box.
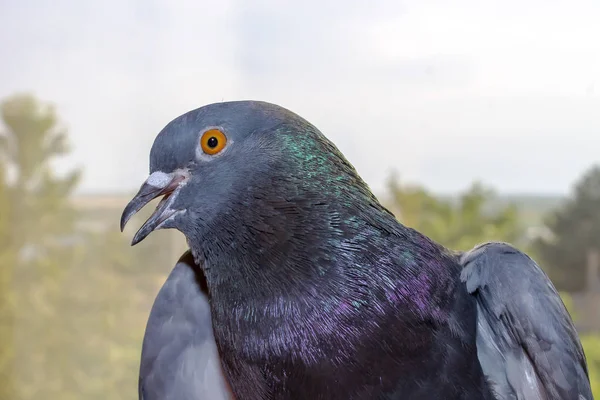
[121,101,382,265]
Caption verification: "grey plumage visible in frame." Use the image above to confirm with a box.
[138,251,232,400]
[461,242,592,400]
[120,100,592,399]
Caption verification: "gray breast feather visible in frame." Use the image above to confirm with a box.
[138,252,231,400]
[460,242,592,400]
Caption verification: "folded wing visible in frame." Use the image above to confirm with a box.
[460,242,592,400]
[138,251,233,400]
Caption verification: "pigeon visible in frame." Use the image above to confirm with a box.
[121,101,592,400]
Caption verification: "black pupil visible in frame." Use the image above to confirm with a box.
[207,136,218,148]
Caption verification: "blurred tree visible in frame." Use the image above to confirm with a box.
[0,161,16,399]
[385,172,522,251]
[0,93,81,399]
[561,292,600,397]
[0,92,181,399]
[534,165,600,292]
[581,335,600,397]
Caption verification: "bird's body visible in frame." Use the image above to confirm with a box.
[122,101,592,399]
[202,193,493,399]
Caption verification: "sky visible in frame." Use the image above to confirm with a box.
[0,0,599,196]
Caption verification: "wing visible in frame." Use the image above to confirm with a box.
[460,242,592,400]
[138,251,233,400]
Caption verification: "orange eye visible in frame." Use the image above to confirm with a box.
[200,129,227,155]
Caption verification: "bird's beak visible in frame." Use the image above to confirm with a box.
[120,170,189,245]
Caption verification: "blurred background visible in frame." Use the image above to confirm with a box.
[1,0,599,398]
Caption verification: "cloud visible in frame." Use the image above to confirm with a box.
[0,0,598,195]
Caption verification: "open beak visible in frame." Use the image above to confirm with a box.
[120,170,188,245]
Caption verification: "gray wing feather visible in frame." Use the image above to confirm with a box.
[460,242,592,400]
[138,251,232,400]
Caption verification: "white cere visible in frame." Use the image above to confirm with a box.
[147,171,172,187]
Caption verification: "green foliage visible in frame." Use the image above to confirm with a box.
[535,165,600,291]
[581,335,600,398]
[0,94,82,400]
[385,172,523,251]
[0,94,164,400]
[560,292,600,397]
[0,162,15,400]
[0,92,190,399]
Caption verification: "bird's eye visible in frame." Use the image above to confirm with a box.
[200,129,227,155]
